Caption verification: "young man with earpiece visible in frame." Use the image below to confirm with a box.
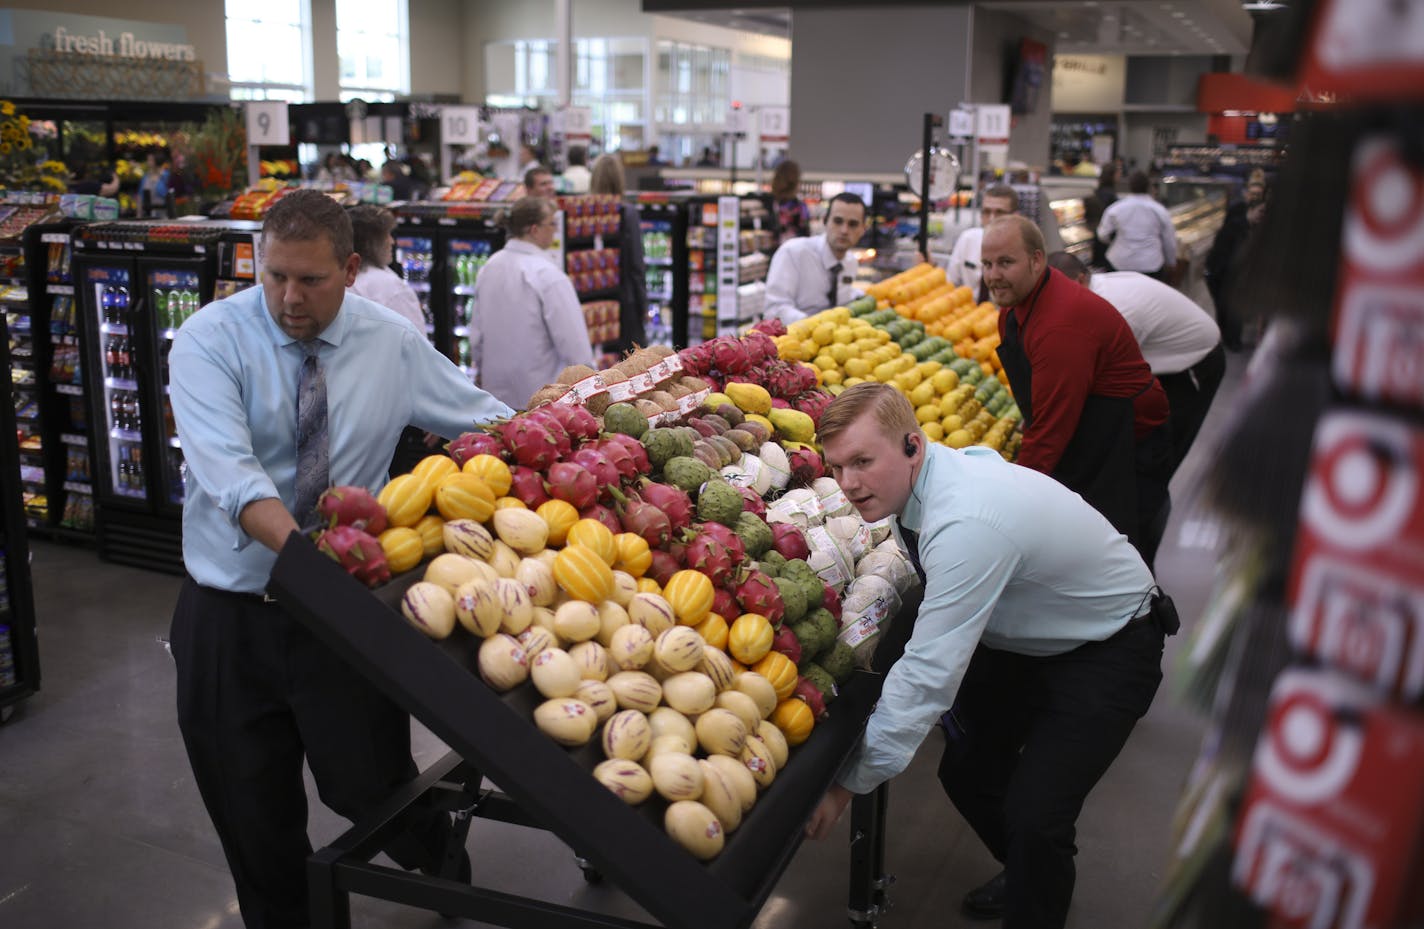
[806,382,1173,929]
[763,192,868,324]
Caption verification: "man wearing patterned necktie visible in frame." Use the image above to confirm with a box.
[764,192,868,324]
[806,383,1170,929]
[168,190,514,929]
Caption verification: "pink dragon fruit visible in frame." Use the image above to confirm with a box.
[604,432,652,476]
[684,532,736,588]
[821,583,842,621]
[737,486,767,520]
[677,344,712,377]
[316,486,387,534]
[794,676,828,719]
[570,447,622,500]
[539,403,601,443]
[743,329,779,364]
[771,522,812,562]
[508,466,551,508]
[637,481,694,533]
[620,499,672,548]
[787,449,825,487]
[547,462,598,510]
[794,390,834,427]
[647,549,683,587]
[711,586,737,621]
[736,569,784,625]
[751,318,787,337]
[497,418,561,470]
[523,409,573,458]
[772,625,803,665]
[710,337,752,375]
[594,438,638,482]
[695,521,746,565]
[770,397,791,409]
[447,430,506,466]
[315,525,390,588]
[580,503,623,535]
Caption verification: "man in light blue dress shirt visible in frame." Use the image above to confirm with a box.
[807,383,1169,929]
[168,190,513,928]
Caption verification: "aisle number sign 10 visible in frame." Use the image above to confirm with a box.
[245,102,290,147]
[442,106,483,146]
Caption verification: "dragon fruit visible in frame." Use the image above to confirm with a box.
[770,397,791,409]
[647,549,683,587]
[508,466,551,508]
[315,525,390,588]
[794,390,834,427]
[751,318,787,338]
[736,569,784,625]
[547,461,598,510]
[772,625,803,665]
[316,486,387,534]
[684,532,736,588]
[570,447,622,500]
[523,409,573,458]
[604,432,652,476]
[710,337,752,375]
[677,344,713,377]
[620,498,672,548]
[447,430,506,466]
[772,522,812,562]
[580,503,623,535]
[694,521,746,566]
[743,329,779,365]
[711,586,737,621]
[540,403,601,443]
[594,438,638,482]
[637,481,694,533]
[498,418,561,471]
[821,582,842,621]
[737,486,767,520]
[787,449,825,487]
[794,675,828,719]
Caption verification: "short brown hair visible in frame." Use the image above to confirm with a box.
[505,195,554,238]
[818,383,920,447]
[348,205,396,268]
[770,159,802,201]
[982,184,1019,212]
[263,189,353,262]
[987,214,1045,257]
[524,165,552,189]
[590,154,626,196]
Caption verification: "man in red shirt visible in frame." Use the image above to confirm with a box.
[982,215,1172,567]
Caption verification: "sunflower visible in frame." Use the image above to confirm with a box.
[17,137,30,150]
[0,143,11,156]
[1,101,14,116]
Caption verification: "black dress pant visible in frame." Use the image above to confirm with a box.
[171,579,448,929]
[937,618,1164,929]
[1158,343,1227,476]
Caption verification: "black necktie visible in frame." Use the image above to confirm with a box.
[828,262,842,309]
[900,526,926,586]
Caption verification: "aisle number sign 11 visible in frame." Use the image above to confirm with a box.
[442,106,482,146]
[245,102,290,147]
[976,105,1012,145]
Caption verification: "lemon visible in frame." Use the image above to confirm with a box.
[814,353,838,371]
[909,381,937,407]
[922,421,945,442]
[873,361,899,381]
[946,429,973,449]
[917,361,943,376]
[798,339,818,360]
[829,343,853,365]
[833,326,854,344]
[820,369,844,386]
[845,357,872,378]
[915,404,940,424]
[941,413,964,433]
[812,322,835,347]
[844,377,865,387]
[931,370,960,393]
[899,368,923,390]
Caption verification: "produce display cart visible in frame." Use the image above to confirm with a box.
[269,534,906,929]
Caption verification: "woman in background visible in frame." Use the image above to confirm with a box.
[470,196,594,409]
[772,159,810,247]
[347,205,426,331]
[590,153,649,350]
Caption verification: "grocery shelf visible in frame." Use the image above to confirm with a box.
[48,284,74,296]
[269,534,893,929]
[63,481,92,494]
[55,384,84,396]
[60,434,87,446]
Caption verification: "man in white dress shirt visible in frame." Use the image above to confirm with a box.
[1047,251,1225,476]
[763,192,867,324]
[1096,172,1178,281]
[346,205,426,331]
[944,184,1018,302]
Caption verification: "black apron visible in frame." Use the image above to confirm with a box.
[998,279,1139,545]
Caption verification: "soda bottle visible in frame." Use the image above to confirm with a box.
[153,289,169,330]
[130,446,144,489]
[115,285,130,327]
[100,284,114,324]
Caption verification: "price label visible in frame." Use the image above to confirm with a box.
[976,104,1012,144]
[563,106,593,140]
[758,106,790,142]
[441,106,482,146]
[948,108,975,139]
[245,102,290,147]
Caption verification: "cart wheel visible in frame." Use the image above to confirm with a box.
[575,856,603,884]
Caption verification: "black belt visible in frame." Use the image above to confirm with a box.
[194,581,281,607]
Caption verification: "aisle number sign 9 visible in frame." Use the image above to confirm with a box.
[245,102,290,147]
[442,106,482,146]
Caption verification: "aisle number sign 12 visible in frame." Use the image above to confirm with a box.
[246,102,290,147]
[442,106,482,146]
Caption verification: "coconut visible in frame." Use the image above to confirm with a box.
[680,376,712,393]
[647,390,678,413]
[527,383,569,409]
[558,364,598,386]
[632,398,663,421]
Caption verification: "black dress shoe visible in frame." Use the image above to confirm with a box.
[961,870,1006,920]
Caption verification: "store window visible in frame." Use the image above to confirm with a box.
[486,38,648,152]
[225,0,313,102]
[654,41,731,129]
[337,0,410,103]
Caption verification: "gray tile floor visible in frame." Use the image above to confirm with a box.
[0,355,1243,929]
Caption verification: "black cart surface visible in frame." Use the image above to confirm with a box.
[269,534,900,929]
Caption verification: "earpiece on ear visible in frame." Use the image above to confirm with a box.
[904,434,916,458]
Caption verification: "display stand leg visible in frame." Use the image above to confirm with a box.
[846,784,892,928]
[308,846,352,929]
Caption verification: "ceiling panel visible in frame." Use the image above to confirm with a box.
[979,0,1253,56]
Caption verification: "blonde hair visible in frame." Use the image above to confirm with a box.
[818,383,920,446]
[590,154,626,196]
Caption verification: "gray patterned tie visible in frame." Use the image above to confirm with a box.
[292,340,329,527]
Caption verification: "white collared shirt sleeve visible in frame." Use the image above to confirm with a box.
[764,241,811,324]
[944,227,983,294]
[349,266,426,331]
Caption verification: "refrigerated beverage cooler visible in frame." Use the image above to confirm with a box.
[71,220,258,574]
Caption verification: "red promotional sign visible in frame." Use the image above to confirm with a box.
[1298,0,1424,104]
